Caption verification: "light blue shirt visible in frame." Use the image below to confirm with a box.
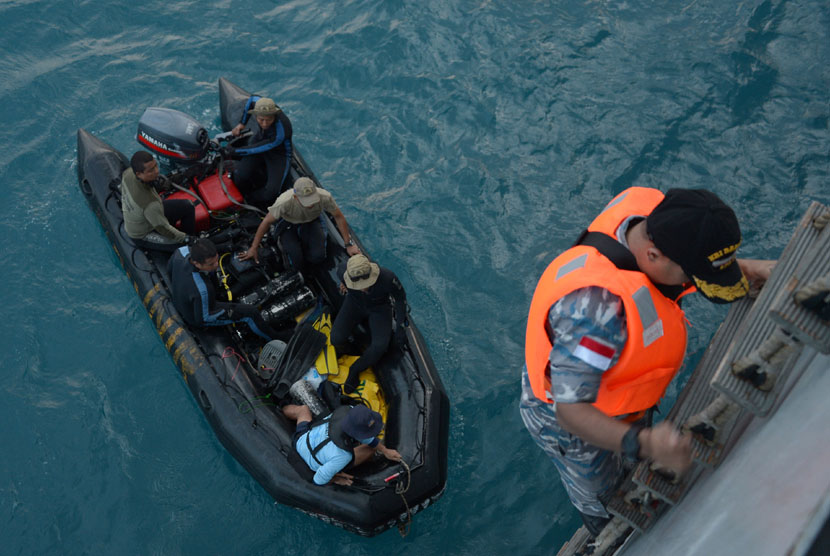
[296,423,377,485]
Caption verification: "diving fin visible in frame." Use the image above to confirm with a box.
[268,321,327,399]
[313,312,340,378]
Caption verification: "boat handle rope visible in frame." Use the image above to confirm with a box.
[391,459,412,537]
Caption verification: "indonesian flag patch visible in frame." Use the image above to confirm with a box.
[573,335,617,371]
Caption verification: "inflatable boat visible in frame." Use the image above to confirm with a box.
[75,78,449,536]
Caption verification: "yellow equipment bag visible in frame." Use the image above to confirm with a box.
[312,313,388,425]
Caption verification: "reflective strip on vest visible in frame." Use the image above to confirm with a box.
[603,191,629,213]
[555,254,588,281]
[631,286,664,347]
[525,187,688,416]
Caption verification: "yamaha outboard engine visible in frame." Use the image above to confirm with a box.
[137,107,209,164]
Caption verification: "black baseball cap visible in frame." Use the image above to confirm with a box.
[646,189,749,303]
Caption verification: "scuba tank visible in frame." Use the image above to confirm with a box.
[261,287,316,327]
[240,271,304,306]
[289,379,327,418]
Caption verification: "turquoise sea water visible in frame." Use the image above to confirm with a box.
[1,1,827,554]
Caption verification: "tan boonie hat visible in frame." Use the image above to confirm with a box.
[344,254,380,290]
[293,177,321,207]
[248,97,281,117]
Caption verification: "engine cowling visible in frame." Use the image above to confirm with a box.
[136,107,208,163]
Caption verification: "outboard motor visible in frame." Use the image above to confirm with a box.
[137,107,209,164]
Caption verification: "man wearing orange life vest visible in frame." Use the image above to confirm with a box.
[519,187,774,536]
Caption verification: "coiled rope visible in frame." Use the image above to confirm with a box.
[813,210,830,230]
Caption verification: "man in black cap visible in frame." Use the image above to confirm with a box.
[520,187,774,536]
[285,403,402,486]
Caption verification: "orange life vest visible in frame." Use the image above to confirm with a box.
[525,187,691,417]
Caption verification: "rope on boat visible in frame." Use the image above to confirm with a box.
[813,210,830,230]
[683,394,741,447]
[394,459,412,537]
[730,328,796,391]
[587,517,630,556]
[795,274,830,303]
[794,274,830,321]
[218,253,234,301]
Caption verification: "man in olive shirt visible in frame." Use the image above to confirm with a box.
[121,151,195,252]
[240,177,360,271]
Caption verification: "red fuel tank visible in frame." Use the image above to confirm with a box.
[165,189,210,232]
[197,172,244,213]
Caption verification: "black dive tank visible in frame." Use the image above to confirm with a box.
[261,287,316,327]
[239,271,305,307]
[136,107,209,163]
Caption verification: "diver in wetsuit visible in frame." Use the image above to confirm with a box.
[223,97,293,209]
[331,254,409,394]
[167,238,280,341]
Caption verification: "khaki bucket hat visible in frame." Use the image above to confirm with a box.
[344,254,380,289]
[248,97,281,117]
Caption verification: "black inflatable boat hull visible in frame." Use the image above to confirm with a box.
[75,79,449,536]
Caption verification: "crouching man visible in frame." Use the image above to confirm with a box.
[284,404,401,486]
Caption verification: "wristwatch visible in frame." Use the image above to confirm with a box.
[621,424,645,464]
[345,240,354,247]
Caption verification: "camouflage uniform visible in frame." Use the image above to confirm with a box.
[519,285,628,519]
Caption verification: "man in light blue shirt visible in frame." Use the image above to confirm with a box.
[284,404,401,486]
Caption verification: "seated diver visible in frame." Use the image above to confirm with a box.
[332,254,409,394]
[283,404,401,486]
[222,96,293,208]
[121,151,195,252]
[167,238,281,341]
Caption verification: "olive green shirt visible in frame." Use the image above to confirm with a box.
[267,187,339,224]
[120,168,187,241]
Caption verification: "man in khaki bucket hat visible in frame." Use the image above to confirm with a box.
[331,254,409,393]
[226,96,293,208]
[240,177,360,271]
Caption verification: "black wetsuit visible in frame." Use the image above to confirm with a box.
[233,100,293,208]
[167,246,277,341]
[331,264,407,381]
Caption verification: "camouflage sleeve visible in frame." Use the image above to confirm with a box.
[548,286,627,404]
